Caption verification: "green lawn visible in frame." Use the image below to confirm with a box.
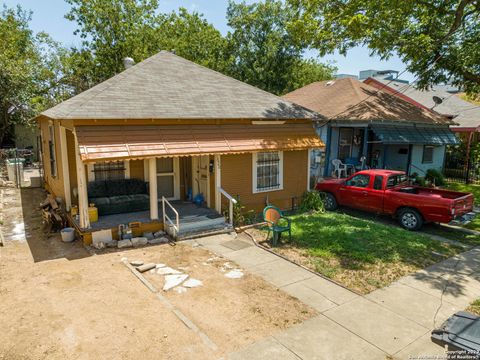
[444,182,480,232]
[267,211,463,294]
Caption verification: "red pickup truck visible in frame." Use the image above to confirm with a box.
[315,169,474,230]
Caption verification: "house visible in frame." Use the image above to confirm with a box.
[35,51,324,244]
[364,77,480,182]
[283,78,457,181]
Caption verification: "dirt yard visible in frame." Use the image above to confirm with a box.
[0,186,315,360]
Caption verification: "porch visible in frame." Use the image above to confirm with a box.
[320,123,457,178]
[71,201,229,243]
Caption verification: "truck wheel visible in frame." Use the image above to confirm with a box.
[398,208,423,231]
[324,193,338,211]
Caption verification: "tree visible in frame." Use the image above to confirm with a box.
[226,0,335,95]
[65,0,160,83]
[287,0,480,94]
[0,6,60,145]
[64,1,228,87]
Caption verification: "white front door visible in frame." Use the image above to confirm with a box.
[156,157,180,200]
[192,155,210,206]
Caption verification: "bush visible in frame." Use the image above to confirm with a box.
[425,169,445,186]
[224,197,257,227]
[300,190,325,213]
[410,172,426,186]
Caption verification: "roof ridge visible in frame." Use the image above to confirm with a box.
[162,51,320,118]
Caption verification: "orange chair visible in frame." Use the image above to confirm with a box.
[263,205,291,246]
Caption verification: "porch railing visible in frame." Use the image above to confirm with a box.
[162,196,179,236]
[218,187,237,226]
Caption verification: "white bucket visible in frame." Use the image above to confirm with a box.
[61,227,75,242]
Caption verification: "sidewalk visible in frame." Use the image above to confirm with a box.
[189,233,480,359]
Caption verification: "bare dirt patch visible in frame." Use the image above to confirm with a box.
[0,187,315,359]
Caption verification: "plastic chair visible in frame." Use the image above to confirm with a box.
[263,205,291,246]
[356,156,369,171]
[331,159,348,178]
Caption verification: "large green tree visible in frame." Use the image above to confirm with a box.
[0,6,62,145]
[65,0,228,87]
[287,0,480,94]
[226,0,334,95]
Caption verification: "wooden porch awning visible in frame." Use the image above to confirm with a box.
[76,124,324,162]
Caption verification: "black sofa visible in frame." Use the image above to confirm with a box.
[87,178,150,216]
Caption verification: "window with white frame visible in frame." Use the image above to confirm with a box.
[253,151,283,193]
[48,124,57,177]
[93,161,126,181]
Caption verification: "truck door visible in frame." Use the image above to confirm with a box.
[338,173,372,210]
[364,175,385,213]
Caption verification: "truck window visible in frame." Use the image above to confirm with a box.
[387,174,408,188]
[373,175,383,190]
[345,174,370,188]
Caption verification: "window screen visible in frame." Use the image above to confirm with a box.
[48,125,57,177]
[255,152,282,192]
[93,161,125,181]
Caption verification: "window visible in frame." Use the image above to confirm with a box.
[386,174,408,188]
[345,174,370,188]
[93,161,126,181]
[253,151,283,193]
[338,128,354,161]
[422,145,434,163]
[48,124,57,177]
[373,175,383,190]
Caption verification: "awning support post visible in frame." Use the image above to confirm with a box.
[73,132,90,229]
[149,158,158,220]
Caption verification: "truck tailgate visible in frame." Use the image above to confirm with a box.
[452,194,474,216]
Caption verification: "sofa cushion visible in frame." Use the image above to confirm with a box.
[125,178,147,195]
[105,179,127,197]
[88,181,107,198]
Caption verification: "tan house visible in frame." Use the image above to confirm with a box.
[36,51,324,243]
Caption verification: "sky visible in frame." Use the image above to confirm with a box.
[3,0,415,81]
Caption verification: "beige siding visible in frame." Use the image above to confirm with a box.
[221,150,308,213]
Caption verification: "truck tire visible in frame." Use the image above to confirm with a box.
[324,193,338,211]
[398,208,423,231]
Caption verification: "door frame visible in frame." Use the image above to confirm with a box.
[157,157,180,201]
[192,155,210,207]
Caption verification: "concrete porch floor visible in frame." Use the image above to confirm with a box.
[74,201,223,231]
[188,233,480,359]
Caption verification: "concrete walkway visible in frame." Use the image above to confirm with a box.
[188,233,480,360]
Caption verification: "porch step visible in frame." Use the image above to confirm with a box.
[176,224,234,241]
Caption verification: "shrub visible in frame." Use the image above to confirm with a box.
[425,169,445,186]
[299,190,325,213]
[224,197,258,227]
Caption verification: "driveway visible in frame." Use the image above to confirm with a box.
[192,233,480,359]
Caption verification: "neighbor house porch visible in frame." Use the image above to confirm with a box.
[319,123,458,179]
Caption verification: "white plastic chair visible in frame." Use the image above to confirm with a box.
[331,159,348,178]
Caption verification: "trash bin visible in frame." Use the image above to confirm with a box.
[6,158,25,185]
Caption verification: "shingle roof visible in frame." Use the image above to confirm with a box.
[282,78,452,125]
[374,79,479,129]
[41,51,319,121]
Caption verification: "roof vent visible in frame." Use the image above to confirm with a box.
[123,57,135,70]
[325,80,335,87]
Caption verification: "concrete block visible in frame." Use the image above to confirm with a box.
[148,237,169,245]
[153,230,166,238]
[136,263,156,273]
[143,232,154,240]
[117,239,132,249]
[131,237,148,247]
[105,240,118,248]
[130,260,144,267]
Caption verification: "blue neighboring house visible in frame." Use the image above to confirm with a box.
[283,78,458,183]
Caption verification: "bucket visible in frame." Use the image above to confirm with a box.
[61,227,75,242]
